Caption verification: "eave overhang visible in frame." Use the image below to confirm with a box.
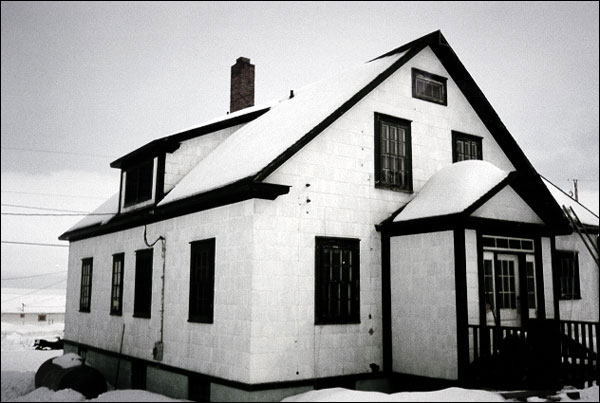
[59,178,290,242]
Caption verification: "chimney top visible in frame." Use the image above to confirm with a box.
[230,57,255,113]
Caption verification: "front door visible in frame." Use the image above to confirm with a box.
[483,252,521,327]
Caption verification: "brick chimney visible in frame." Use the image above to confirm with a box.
[230,57,255,113]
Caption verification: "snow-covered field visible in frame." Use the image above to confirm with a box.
[1,320,597,402]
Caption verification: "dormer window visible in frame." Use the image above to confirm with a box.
[412,68,447,105]
[124,160,154,206]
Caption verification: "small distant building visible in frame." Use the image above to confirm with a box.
[1,289,66,325]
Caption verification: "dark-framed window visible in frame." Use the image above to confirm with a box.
[79,258,93,312]
[374,113,412,192]
[124,159,154,206]
[189,238,216,323]
[452,131,482,162]
[555,250,581,300]
[133,248,153,318]
[315,237,360,325]
[412,68,447,105]
[110,253,125,315]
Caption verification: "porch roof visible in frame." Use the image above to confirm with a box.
[393,161,513,223]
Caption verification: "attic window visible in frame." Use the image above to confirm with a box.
[412,68,447,105]
[124,160,154,206]
[452,131,482,162]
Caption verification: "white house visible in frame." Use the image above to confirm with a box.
[59,31,599,401]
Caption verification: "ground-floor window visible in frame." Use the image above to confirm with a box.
[315,237,360,325]
[554,250,581,300]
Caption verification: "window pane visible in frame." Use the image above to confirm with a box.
[189,239,215,323]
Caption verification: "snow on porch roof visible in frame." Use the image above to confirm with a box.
[159,52,406,206]
[393,160,513,222]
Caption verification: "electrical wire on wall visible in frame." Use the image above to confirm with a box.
[143,224,167,361]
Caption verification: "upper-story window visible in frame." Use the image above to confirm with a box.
[452,131,482,162]
[375,113,412,192]
[124,160,154,206]
[412,68,447,106]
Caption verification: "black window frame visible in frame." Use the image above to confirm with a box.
[555,250,581,300]
[133,248,153,318]
[110,253,125,316]
[452,131,483,162]
[79,257,93,313]
[412,68,448,106]
[315,237,361,325]
[188,238,216,324]
[374,113,413,192]
[124,159,154,207]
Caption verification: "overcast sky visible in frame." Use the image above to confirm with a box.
[1,1,598,289]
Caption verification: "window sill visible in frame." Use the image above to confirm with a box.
[315,320,361,326]
[375,184,413,193]
[188,317,213,324]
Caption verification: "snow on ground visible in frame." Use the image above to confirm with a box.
[2,321,598,402]
[282,387,505,402]
[1,321,185,402]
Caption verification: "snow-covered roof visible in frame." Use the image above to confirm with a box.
[542,177,599,228]
[159,52,406,205]
[394,160,512,222]
[64,192,119,234]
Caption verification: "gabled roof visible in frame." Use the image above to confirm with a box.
[159,50,408,205]
[61,30,571,241]
[393,161,514,222]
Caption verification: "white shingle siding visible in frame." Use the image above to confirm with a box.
[65,200,255,383]
[390,231,458,380]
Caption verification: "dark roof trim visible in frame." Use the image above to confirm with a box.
[253,36,431,182]
[376,171,570,237]
[379,214,559,238]
[59,178,290,241]
[377,171,517,231]
[110,107,270,169]
[462,171,518,216]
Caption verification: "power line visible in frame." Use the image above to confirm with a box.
[1,278,68,303]
[2,212,113,216]
[1,190,107,200]
[1,270,68,281]
[1,146,118,159]
[1,241,69,248]
[1,203,91,213]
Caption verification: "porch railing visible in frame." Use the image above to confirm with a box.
[468,320,598,386]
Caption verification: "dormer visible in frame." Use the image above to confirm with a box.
[110,138,180,213]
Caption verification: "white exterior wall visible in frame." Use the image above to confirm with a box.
[65,200,255,383]
[471,186,543,224]
[556,233,599,322]
[163,123,245,193]
[390,231,457,380]
[249,46,516,383]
